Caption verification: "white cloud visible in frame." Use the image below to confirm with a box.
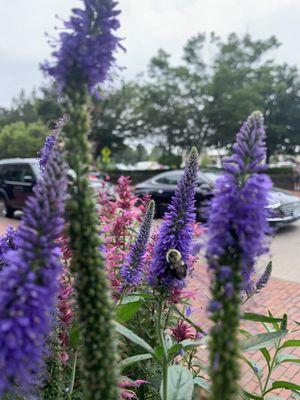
[0,0,299,106]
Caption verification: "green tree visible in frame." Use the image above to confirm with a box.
[0,121,48,158]
[90,82,141,159]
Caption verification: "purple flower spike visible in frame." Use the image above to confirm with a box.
[207,111,272,287]
[207,111,271,400]
[41,0,124,93]
[121,200,155,286]
[0,145,68,396]
[149,147,199,290]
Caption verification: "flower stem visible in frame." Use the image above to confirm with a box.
[158,300,168,400]
[68,350,78,400]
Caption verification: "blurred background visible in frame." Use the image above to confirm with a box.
[0,0,299,187]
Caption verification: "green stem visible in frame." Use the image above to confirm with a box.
[68,350,78,400]
[158,301,168,400]
[262,341,281,396]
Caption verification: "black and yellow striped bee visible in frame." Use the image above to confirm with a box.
[166,249,187,280]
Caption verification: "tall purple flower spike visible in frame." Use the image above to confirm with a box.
[206,111,272,400]
[207,111,272,288]
[41,0,124,93]
[0,145,68,396]
[121,200,155,286]
[149,147,199,290]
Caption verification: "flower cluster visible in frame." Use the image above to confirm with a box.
[0,226,17,270]
[121,200,155,286]
[0,145,68,395]
[98,176,147,293]
[41,0,124,93]
[149,147,199,290]
[58,266,75,363]
[171,320,195,342]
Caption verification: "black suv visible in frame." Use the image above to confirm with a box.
[0,158,113,218]
[0,158,40,218]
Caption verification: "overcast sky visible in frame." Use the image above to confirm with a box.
[0,0,299,107]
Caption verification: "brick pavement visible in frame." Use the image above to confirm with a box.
[188,262,300,399]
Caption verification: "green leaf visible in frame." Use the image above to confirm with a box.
[69,322,80,349]
[114,321,154,355]
[167,343,183,362]
[192,360,209,372]
[268,310,280,331]
[181,336,208,350]
[193,377,210,392]
[116,300,143,323]
[280,339,300,349]
[241,330,288,352]
[154,346,164,362]
[241,390,263,400]
[275,353,300,365]
[265,381,300,394]
[242,313,283,324]
[280,313,287,331]
[260,348,271,366]
[160,365,194,400]
[118,353,153,370]
[239,355,263,379]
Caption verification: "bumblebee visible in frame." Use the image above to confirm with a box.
[166,248,187,280]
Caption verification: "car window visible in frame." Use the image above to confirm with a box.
[155,174,183,185]
[4,165,23,182]
[20,165,35,183]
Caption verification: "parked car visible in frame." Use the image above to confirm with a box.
[0,158,111,218]
[135,170,214,221]
[135,170,300,228]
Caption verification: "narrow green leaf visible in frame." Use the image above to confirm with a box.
[114,321,154,354]
[239,355,263,379]
[268,310,280,331]
[118,353,153,370]
[243,312,282,324]
[192,360,209,372]
[160,365,194,400]
[193,377,210,392]
[275,353,300,365]
[241,330,288,352]
[280,339,300,349]
[260,348,271,366]
[69,322,80,349]
[116,300,143,323]
[181,336,208,350]
[265,380,300,394]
